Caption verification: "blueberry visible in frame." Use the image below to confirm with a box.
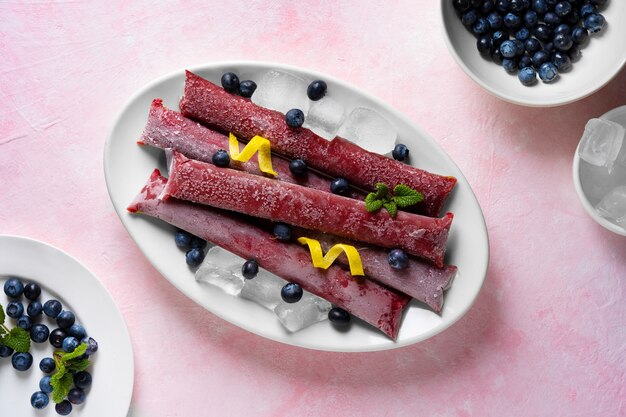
[579,3,596,18]
[238,80,257,98]
[491,30,507,47]
[533,24,553,41]
[0,343,14,358]
[82,337,98,355]
[307,80,327,101]
[462,10,478,27]
[43,299,62,318]
[486,12,503,30]
[328,307,351,325]
[500,40,518,58]
[515,28,530,41]
[472,17,490,36]
[479,0,494,14]
[68,323,87,340]
[55,400,73,416]
[538,62,559,82]
[590,0,608,8]
[330,178,350,196]
[280,282,303,303]
[572,26,589,45]
[185,248,205,267]
[568,44,582,61]
[543,12,561,27]
[63,336,79,353]
[495,0,510,13]
[273,223,292,241]
[518,55,532,69]
[27,300,43,317]
[30,323,50,343]
[477,35,493,55]
[31,391,49,410]
[242,259,259,279]
[3,277,24,298]
[533,0,547,14]
[17,315,32,330]
[555,1,572,16]
[509,0,524,12]
[174,230,192,248]
[453,0,471,12]
[74,371,93,389]
[554,23,570,36]
[532,50,550,68]
[12,352,33,371]
[503,58,519,74]
[584,13,605,33]
[543,41,555,53]
[23,282,41,300]
[39,357,56,373]
[49,328,67,348]
[212,149,230,167]
[518,67,538,85]
[56,310,75,329]
[524,10,539,27]
[40,375,53,393]
[553,33,573,51]
[525,38,541,54]
[491,49,504,65]
[68,387,86,405]
[503,13,521,29]
[289,159,308,176]
[552,51,572,71]
[392,144,410,162]
[220,72,240,93]
[388,249,409,270]
[285,109,305,128]
[190,237,207,250]
[6,300,24,318]
[513,40,525,56]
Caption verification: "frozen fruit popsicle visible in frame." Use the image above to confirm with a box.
[179,70,457,217]
[128,170,410,339]
[163,151,453,267]
[139,99,363,200]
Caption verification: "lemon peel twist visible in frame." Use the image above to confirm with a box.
[228,133,278,177]
[297,237,365,276]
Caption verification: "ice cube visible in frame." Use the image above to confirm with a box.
[337,107,397,154]
[302,96,346,140]
[251,70,310,114]
[195,246,245,296]
[578,118,625,172]
[240,269,286,310]
[274,293,332,332]
[596,186,626,228]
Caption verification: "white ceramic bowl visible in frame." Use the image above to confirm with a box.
[440,1,626,107]
[573,105,626,236]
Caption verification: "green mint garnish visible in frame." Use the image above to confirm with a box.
[365,183,424,218]
[51,368,74,404]
[2,327,31,353]
[51,342,90,403]
[0,303,5,325]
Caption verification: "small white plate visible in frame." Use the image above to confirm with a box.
[440,1,626,107]
[0,235,133,416]
[573,105,626,236]
[104,61,489,352]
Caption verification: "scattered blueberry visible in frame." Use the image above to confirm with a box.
[328,307,351,325]
[571,27,589,45]
[518,55,532,70]
[220,72,240,93]
[17,315,32,330]
[515,27,530,41]
[462,9,478,26]
[533,0,547,15]
[307,80,327,101]
[518,67,537,86]
[532,50,550,69]
[486,12,503,29]
[49,328,67,348]
[392,144,409,162]
[289,159,308,177]
[212,149,230,167]
[74,371,93,389]
[0,343,14,358]
[538,62,559,82]
[580,3,596,18]
[285,109,305,128]
[68,323,87,340]
[525,38,541,54]
[238,80,257,98]
[500,40,517,58]
[55,400,73,416]
[503,58,519,74]
[31,391,49,410]
[280,282,303,303]
[12,352,33,371]
[6,300,24,318]
[552,51,572,72]
[63,336,79,353]
[174,230,192,249]
[68,387,86,405]
[30,323,50,343]
[491,30,506,47]
[23,282,41,300]
[388,249,409,270]
[56,310,76,329]
[330,178,350,196]
[553,33,573,51]
[273,223,292,241]
[27,300,43,317]
[185,248,205,267]
[472,16,490,35]
[504,12,522,29]
[242,259,259,279]
[43,299,62,318]
[554,23,570,36]
[39,375,54,393]
[82,337,99,355]
[477,35,493,55]
[3,277,24,298]
[584,13,605,33]
[554,1,571,17]
[524,10,538,27]
[543,11,560,27]
[39,357,56,373]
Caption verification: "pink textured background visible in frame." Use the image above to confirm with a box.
[1,2,625,416]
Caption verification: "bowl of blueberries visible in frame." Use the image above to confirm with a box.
[441,0,626,107]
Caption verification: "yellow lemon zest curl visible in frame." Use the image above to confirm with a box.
[228,133,278,177]
[297,237,365,276]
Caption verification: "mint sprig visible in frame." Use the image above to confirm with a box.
[51,343,90,403]
[0,303,31,353]
[365,183,424,218]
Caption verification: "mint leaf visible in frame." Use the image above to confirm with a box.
[2,327,30,353]
[60,342,87,361]
[383,201,398,218]
[365,193,384,212]
[0,303,5,325]
[374,183,389,200]
[66,358,90,373]
[392,184,424,208]
[51,370,73,403]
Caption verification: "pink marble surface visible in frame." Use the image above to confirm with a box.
[1,1,625,416]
